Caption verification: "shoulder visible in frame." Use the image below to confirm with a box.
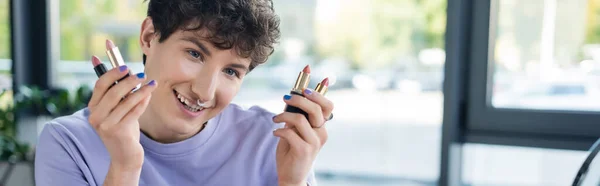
[37,107,103,153]
[35,108,104,185]
[41,108,97,139]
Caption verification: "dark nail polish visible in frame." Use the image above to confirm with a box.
[304,89,312,95]
[148,80,156,86]
[119,65,127,72]
[283,95,291,100]
[136,72,145,79]
[272,116,276,121]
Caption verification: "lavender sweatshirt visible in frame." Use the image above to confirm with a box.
[34,104,316,185]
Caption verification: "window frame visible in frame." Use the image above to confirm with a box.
[10,0,57,147]
[441,0,599,185]
[465,0,600,150]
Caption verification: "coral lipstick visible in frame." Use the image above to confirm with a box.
[284,65,311,119]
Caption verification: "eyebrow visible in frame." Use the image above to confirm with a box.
[180,36,212,57]
[230,63,249,74]
[180,36,249,73]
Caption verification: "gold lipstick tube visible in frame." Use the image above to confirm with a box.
[315,82,328,95]
[106,45,132,88]
[292,71,310,94]
[106,46,126,68]
[284,67,311,119]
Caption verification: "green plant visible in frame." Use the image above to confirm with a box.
[0,84,92,163]
[0,90,30,163]
[14,84,92,118]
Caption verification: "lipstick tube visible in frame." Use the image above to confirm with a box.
[106,44,130,82]
[284,65,311,119]
[93,61,108,77]
[314,78,329,95]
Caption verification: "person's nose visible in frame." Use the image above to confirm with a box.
[191,69,219,104]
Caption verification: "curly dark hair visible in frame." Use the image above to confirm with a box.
[142,0,281,71]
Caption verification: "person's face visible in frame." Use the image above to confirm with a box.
[138,17,250,136]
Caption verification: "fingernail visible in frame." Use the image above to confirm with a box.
[136,72,145,79]
[119,65,128,72]
[304,89,312,95]
[283,95,291,100]
[148,80,156,86]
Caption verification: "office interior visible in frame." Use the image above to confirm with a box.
[2,0,600,185]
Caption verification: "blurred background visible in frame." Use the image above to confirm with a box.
[3,0,600,185]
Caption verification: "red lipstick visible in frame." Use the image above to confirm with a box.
[284,65,311,119]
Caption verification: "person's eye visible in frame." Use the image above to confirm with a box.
[187,50,203,60]
[224,68,240,78]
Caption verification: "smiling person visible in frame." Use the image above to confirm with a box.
[33,0,334,186]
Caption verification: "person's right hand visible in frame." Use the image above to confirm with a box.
[87,55,157,170]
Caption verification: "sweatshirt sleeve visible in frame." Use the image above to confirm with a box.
[34,122,91,186]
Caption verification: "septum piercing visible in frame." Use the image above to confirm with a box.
[196,100,207,107]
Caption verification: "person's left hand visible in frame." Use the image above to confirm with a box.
[272,88,334,186]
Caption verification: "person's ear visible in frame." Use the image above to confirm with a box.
[140,17,155,58]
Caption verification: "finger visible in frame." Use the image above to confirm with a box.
[88,56,130,109]
[119,89,152,125]
[273,127,309,152]
[104,80,157,128]
[273,112,319,145]
[302,88,334,121]
[283,94,325,128]
[94,72,147,120]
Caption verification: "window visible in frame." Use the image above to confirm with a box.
[463,0,600,149]
[491,0,600,112]
[57,0,147,90]
[56,0,448,184]
[234,0,447,185]
[0,0,11,91]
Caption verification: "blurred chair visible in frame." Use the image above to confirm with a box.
[573,138,600,186]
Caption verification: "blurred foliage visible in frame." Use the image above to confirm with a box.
[0,90,29,163]
[14,85,93,118]
[0,0,446,69]
[586,0,600,44]
[0,84,92,163]
[0,0,597,70]
[315,0,446,70]
[0,0,9,59]
[58,0,147,62]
